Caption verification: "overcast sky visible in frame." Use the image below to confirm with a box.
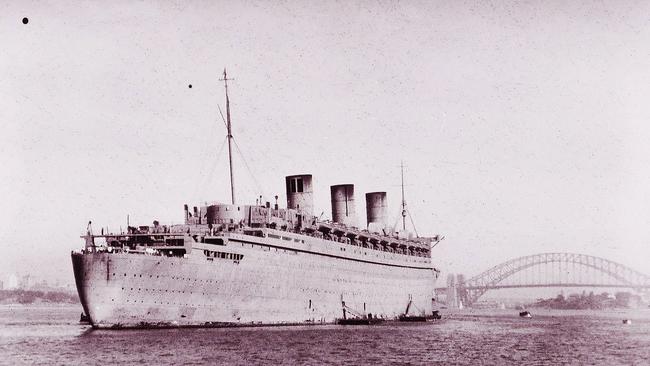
[1,1,649,286]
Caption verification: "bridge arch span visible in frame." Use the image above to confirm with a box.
[463,253,650,305]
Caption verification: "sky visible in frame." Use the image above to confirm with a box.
[1,1,649,287]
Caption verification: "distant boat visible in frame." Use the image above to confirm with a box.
[519,311,532,318]
[622,319,632,325]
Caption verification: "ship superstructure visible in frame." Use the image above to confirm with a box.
[72,70,441,328]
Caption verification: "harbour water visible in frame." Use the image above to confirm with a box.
[1,305,649,365]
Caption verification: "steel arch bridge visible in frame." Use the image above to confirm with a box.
[449,253,650,306]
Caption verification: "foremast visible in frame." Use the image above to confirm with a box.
[401,161,407,232]
[220,69,236,205]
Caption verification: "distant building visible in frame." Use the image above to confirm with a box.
[31,280,52,291]
[18,274,31,289]
[6,274,18,289]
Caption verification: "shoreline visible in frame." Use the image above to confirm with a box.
[442,307,650,319]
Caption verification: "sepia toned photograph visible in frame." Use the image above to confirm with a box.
[1,1,649,364]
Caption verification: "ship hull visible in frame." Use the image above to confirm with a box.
[72,234,437,328]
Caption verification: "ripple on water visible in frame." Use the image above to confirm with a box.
[2,306,650,365]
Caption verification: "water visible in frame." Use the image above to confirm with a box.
[1,305,649,365]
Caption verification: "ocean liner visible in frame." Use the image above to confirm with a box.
[72,70,442,328]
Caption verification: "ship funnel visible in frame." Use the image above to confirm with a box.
[365,192,387,232]
[286,174,313,217]
[330,184,356,227]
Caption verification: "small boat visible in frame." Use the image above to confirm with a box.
[337,317,385,325]
[398,296,440,322]
[622,319,632,325]
[519,311,532,318]
[79,312,90,324]
[337,301,385,325]
[398,314,427,322]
